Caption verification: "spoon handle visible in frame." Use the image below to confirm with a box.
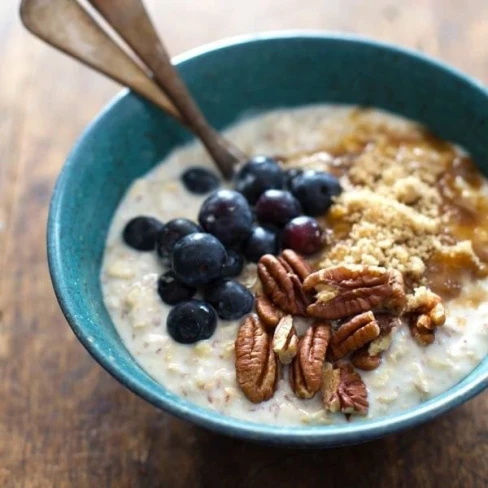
[88,0,244,179]
[20,0,181,120]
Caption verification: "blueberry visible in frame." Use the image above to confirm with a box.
[243,226,280,262]
[181,166,220,194]
[155,218,201,260]
[172,233,227,286]
[234,156,285,203]
[255,189,302,227]
[198,190,253,247]
[157,270,196,305]
[204,280,254,320]
[122,216,164,251]
[284,168,303,189]
[167,299,217,344]
[221,250,244,278]
[282,216,324,255]
[290,170,342,216]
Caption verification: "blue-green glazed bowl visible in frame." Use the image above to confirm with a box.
[48,33,488,447]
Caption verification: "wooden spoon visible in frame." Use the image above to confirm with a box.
[20,0,246,179]
[87,0,244,179]
[20,0,180,119]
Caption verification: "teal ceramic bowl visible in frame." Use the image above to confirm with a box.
[48,33,488,447]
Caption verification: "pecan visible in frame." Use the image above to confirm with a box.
[406,287,444,315]
[349,313,398,370]
[289,321,331,398]
[303,265,406,320]
[406,287,445,346]
[368,314,401,356]
[290,273,312,313]
[368,334,393,357]
[322,362,369,416]
[257,253,309,315]
[351,347,382,371]
[375,314,402,335]
[409,320,435,346]
[407,287,446,330]
[329,311,380,360]
[278,249,312,281]
[235,314,279,403]
[321,363,341,412]
[289,356,314,399]
[255,294,284,329]
[272,315,299,364]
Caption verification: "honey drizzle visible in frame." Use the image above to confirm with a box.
[426,157,488,299]
[280,109,488,302]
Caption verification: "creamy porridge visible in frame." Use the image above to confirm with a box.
[101,105,488,425]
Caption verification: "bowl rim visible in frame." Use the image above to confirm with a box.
[48,31,488,446]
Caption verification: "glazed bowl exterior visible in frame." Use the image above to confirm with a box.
[48,33,488,447]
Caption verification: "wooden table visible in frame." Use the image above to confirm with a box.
[1,1,487,486]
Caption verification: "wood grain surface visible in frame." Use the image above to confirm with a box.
[0,1,487,486]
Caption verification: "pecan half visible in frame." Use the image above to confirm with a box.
[351,347,382,371]
[406,287,445,346]
[406,287,445,316]
[278,249,312,281]
[289,321,331,399]
[367,314,401,356]
[350,313,399,371]
[290,273,312,314]
[322,362,369,416]
[235,314,279,403]
[272,315,299,364]
[329,311,381,360]
[255,294,284,329]
[257,253,309,315]
[321,363,341,412]
[303,265,406,320]
[409,320,435,346]
[368,335,392,357]
[375,314,402,335]
[407,287,446,329]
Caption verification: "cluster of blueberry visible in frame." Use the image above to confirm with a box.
[122,156,342,344]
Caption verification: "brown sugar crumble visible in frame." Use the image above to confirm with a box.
[282,109,488,298]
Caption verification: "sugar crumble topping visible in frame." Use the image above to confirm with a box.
[281,110,486,287]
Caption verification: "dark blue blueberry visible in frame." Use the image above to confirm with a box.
[155,218,201,260]
[242,226,280,262]
[198,190,253,247]
[221,250,244,278]
[181,166,220,194]
[167,299,217,344]
[171,233,226,286]
[290,170,342,216]
[284,168,304,189]
[282,216,324,255]
[234,156,285,204]
[255,189,302,227]
[122,216,164,251]
[204,280,254,320]
[157,270,196,305]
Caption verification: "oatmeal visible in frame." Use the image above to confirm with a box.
[101,105,488,425]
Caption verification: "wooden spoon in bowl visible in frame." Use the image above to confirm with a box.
[20,0,246,179]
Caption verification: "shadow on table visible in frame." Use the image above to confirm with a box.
[53,360,486,487]
[138,397,485,488]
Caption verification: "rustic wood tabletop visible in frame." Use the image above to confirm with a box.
[0,0,487,486]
